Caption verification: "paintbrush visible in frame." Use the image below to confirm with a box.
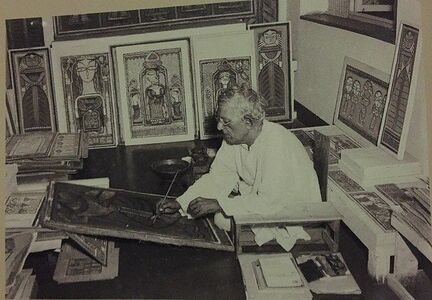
[152,170,179,224]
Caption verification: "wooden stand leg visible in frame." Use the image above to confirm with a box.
[368,248,391,283]
[394,234,418,276]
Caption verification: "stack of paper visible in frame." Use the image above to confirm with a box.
[6,132,88,184]
[5,164,18,200]
[340,147,421,186]
[5,232,36,295]
[5,269,37,299]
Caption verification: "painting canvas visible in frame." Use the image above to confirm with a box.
[379,23,420,160]
[41,182,233,251]
[334,56,389,146]
[192,30,256,139]
[51,41,118,148]
[112,39,195,145]
[249,22,293,121]
[200,57,252,136]
[348,191,393,231]
[9,47,57,133]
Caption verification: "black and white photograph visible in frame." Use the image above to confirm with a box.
[2,0,431,299]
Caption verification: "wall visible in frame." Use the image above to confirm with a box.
[288,0,429,174]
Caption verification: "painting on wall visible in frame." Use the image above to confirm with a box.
[379,23,420,160]
[112,39,195,145]
[353,0,393,12]
[58,53,117,148]
[199,57,252,137]
[9,48,57,133]
[334,56,389,146]
[41,182,233,251]
[249,22,293,121]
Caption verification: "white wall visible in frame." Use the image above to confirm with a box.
[290,0,429,174]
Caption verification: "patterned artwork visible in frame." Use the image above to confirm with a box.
[329,169,364,193]
[9,48,56,133]
[6,192,45,215]
[60,53,116,148]
[250,22,292,121]
[42,182,233,251]
[336,57,389,145]
[348,191,393,231]
[113,40,195,145]
[380,24,419,159]
[53,242,119,283]
[200,57,252,136]
[68,233,109,265]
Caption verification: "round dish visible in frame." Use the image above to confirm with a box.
[151,158,190,179]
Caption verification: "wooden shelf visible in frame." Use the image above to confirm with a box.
[300,13,395,44]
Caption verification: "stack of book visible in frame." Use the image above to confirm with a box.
[6,132,88,185]
[376,182,431,247]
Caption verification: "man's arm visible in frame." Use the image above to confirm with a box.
[176,142,238,212]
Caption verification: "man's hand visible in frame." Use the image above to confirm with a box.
[187,197,222,218]
[157,199,181,214]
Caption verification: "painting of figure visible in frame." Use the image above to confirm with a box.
[250,22,293,121]
[113,39,195,145]
[60,53,116,148]
[200,57,251,136]
[10,48,56,133]
[336,57,389,145]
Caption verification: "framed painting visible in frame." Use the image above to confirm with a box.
[9,47,57,133]
[50,40,118,148]
[379,23,421,160]
[248,21,294,121]
[41,182,234,251]
[192,30,257,139]
[353,0,393,12]
[334,56,389,147]
[112,39,195,145]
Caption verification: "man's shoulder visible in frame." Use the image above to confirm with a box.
[263,120,296,139]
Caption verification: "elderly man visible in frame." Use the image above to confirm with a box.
[159,85,321,228]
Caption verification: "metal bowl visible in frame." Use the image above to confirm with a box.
[151,158,190,180]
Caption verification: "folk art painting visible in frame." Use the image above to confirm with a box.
[379,23,420,160]
[112,39,195,145]
[335,56,389,146]
[9,48,57,133]
[41,182,233,251]
[249,22,293,121]
[199,57,252,136]
[59,53,116,148]
[348,191,393,231]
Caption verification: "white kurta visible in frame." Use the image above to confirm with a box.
[177,120,322,218]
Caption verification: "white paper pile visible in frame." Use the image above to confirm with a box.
[340,147,421,186]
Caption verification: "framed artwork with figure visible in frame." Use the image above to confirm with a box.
[191,30,257,139]
[334,56,389,147]
[50,41,118,149]
[9,47,57,133]
[112,39,196,145]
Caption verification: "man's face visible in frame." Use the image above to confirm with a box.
[216,102,250,145]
